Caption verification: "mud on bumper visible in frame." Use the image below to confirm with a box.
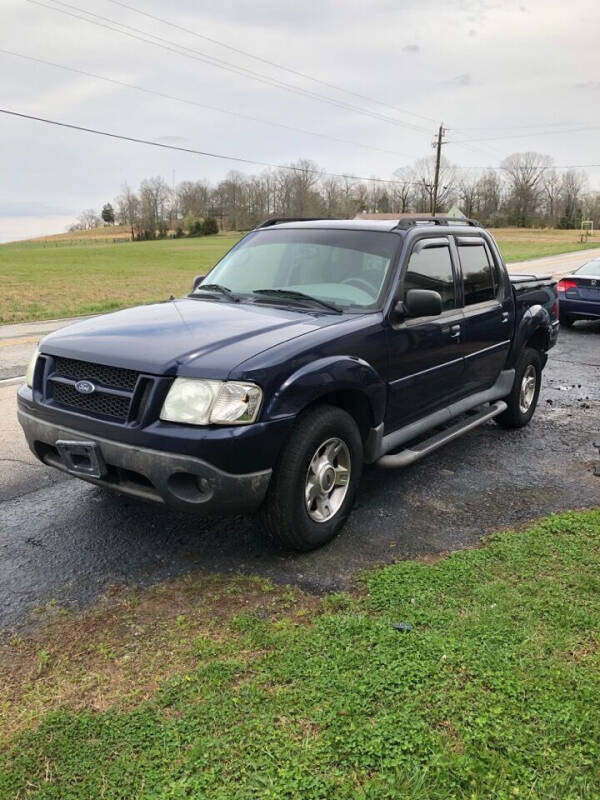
[17,409,272,515]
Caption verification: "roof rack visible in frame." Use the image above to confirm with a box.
[393,216,480,230]
[256,217,329,228]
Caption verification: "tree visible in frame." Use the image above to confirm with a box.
[115,184,140,239]
[558,170,587,229]
[390,167,415,213]
[542,169,561,226]
[501,152,552,227]
[101,203,115,225]
[475,171,504,226]
[413,156,456,213]
[73,209,101,230]
[457,173,480,219]
[138,176,172,239]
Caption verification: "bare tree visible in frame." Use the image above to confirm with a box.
[390,167,415,213]
[558,170,587,228]
[458,173,480,218]
[115,184,140,239]
[176,180,211,220]
[475,171,504,226]
[501,152,553,226]
[542,169,561,226]
[70,209,101,231]
[139,176,172,238]
[413,156,456,213]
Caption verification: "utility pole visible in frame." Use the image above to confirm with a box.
[431,123,446,215]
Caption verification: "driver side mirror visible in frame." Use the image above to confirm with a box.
[192,275,204,291]
[394,289,443,319]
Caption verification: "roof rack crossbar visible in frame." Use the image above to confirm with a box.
[393,216,480,230]
[256,217,329,228]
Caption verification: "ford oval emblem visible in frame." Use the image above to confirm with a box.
[75,380,96,394]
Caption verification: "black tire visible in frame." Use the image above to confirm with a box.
[259,405,363,551]
[494,347,542,429]
[560,313,574,327]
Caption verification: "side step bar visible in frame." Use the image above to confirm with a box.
[376,401,507,469]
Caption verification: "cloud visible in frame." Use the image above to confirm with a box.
[443,73,472,87]
[574,81,600,90]
[402,44,420,53]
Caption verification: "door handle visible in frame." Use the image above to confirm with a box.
[449,324,461,339]
[501,312,509,323]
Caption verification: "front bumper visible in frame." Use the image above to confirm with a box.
[17,408,272,515]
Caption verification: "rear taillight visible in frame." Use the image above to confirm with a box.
[557,279,577,292]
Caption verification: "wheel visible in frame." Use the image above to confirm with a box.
[494,347,542,429]
[560,313,574,327]
[259,405,363,551]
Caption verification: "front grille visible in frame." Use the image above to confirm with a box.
[45,356,147,423]
[52,382,131,420]
[54,357,139,392]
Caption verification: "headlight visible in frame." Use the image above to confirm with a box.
[160,378,263,426]
[25,347,40,388]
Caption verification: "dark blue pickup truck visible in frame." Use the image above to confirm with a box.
[18,216,559,550]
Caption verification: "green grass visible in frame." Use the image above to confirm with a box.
[493,240,599,263]
[2,510,600,798]
[1,230,599,324]
[0,235,242,324]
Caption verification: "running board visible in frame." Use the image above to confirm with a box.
[376,401,507,469]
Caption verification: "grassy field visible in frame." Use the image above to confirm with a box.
[489,227,599,262]
[0,234,243,324]
[0,227,598,324]
[1,510,600,798]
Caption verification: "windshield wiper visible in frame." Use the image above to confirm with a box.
[252,289,342,314]
[190,283,238,301]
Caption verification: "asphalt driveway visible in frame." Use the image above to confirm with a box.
[1,321,599,632]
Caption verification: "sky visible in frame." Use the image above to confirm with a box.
[1,0,600,242]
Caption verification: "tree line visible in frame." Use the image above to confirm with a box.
[70,151,600,237]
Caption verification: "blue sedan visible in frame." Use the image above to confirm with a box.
[558,258,600,326]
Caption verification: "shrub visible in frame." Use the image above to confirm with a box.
[202,217,219,235]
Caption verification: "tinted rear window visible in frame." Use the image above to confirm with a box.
[458,243,497,305]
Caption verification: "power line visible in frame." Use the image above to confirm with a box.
[452,163,600,171]
[0,48,415,159]
[27,0,433,135]
[448,124,600,144]
[0,107,411,184]
[105,0,439,126]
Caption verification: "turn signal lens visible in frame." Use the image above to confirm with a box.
[25,347,39,388]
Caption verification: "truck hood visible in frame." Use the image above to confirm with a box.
[40,298,345,378]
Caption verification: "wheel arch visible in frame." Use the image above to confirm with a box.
[264,356,387,444]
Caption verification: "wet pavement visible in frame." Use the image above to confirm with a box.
[1,322,599,632]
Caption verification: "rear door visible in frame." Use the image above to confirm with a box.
[385,236,465,430]
[455,236,512,394]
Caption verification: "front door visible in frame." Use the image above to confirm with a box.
[385,236,465,431]
[454,236,512,395]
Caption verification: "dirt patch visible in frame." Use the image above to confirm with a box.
[0,572,320,739]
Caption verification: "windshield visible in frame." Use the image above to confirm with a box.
[198,228,399,310]
[576,260,600,276]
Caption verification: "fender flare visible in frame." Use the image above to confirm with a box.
[264,355,387,428]
[509,304,552,366]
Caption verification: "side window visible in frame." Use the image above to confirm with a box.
[403,244,456,310]
[458,243,497,305]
